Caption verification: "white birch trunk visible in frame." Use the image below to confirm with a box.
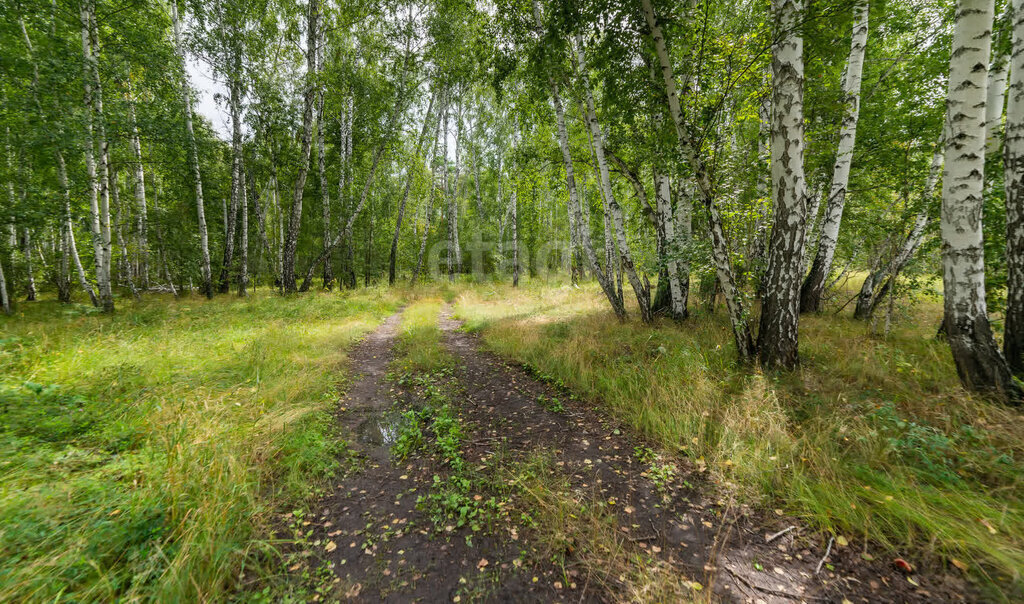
[800,0,869,313]
[240,169,249,296]
[673,179,692,304]
[471,136,484,220]
[511,188,519,287]
[63,168,97,305]
[391,90,438,285]
[942,0,1019,401]
[127,80,149,289]
[80,0,113,311]
[171,0,212,298]
[759,0,811,368]
[19,17,75,302]
[152,174,178,297]
[656,173,686,317]
[412,162,438,285]
[450,98,464,277]
[282,0,319,292]
[2,134,11,312]
[302,142,387,290]
[986,4,1011,155]
[271,171,283,286]
[0,252,8,313]
[315,79,332,289]
[532,1,623,316]
[641,0,752,355]
[302,54,409,290]
[220,64,243,294]
[339,97,354,286]
[23,227,36,301]
[575,36,651,321]
[1004,0,1024,374]
[111,171,138,298]
[495,151,508,272]
[855,139,942,319]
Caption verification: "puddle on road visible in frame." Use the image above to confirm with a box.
[356,408,410,452]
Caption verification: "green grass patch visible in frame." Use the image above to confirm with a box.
[392,298,452,374]
[0,289,397,602]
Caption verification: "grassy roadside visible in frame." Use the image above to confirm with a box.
[454,280,1024,599]
[0,289,398,602]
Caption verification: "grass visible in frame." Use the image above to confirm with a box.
[503,452,705,603]
[0,289,398,602]
[4,277,1021,600]
[454,279,1024,600]
[392,297,452,374]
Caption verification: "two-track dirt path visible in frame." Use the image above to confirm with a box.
[307,309,558,602]
[305,305,969,603]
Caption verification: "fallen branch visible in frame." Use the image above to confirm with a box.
[766,525,795,543]
[815,536,834,575]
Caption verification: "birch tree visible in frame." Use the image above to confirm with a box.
[126,80,148,290]
[411,156,439,286]
[641,0,753,358]
[986,4,1011,155]
[854,138,943,320]
[170,0,213,298]
[339,97,354,288]
[757,0,810,368]
[317,83,332,289]
[941,0,1019,401]
[282,0,319,293]
[800,0,869,313]
[575,36,652,322]
[1004,0,1024,374]
[219,46,244,294]
[390,91,439,285]
[20,12,77,302]
[2,129,11,313]
[532,1,624,318]
[22,228,36,301]
[80,0,113,312]
[239,168,249,296]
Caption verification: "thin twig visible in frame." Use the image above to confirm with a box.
[765,525,795,543]
[815,536,834,575]
[833,291,860,314]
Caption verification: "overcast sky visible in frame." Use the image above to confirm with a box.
[185,55,231,140]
